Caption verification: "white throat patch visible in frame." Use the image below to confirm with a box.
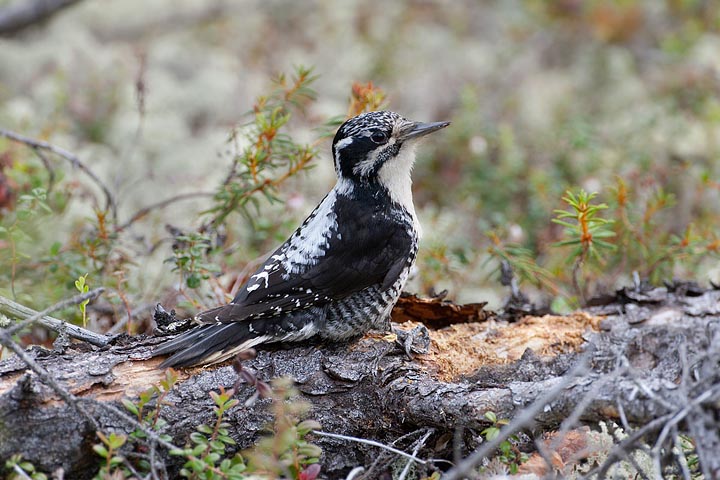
[377,142,421,235]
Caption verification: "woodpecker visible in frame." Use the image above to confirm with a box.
[154,111,449,367]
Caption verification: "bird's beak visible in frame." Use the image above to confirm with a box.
[396,120,451,141]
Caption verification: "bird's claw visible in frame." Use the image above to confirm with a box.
[392,324,431,359]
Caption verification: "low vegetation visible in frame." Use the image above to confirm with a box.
[1,1,719,476]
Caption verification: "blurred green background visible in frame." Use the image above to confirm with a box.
[1,0,719,335]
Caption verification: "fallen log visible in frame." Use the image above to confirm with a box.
[0,287,719,478]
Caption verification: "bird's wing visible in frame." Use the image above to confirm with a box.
[195,207,413,324]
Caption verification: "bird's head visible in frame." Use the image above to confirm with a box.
[332,111,449,190]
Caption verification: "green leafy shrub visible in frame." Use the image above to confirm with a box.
[479,411,529,475]
[5,454,48,480]
[86,363,322,479]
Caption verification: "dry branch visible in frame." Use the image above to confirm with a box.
[0,286,719,478]
[0,0,82,35]
[0,127,117,221]
[116,192,215,231]
[0,288,109,346]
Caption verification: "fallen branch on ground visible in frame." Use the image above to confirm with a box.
[0,288,109,346]
[0,285,718,478]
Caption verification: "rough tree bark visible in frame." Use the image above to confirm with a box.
[1,286,719,478]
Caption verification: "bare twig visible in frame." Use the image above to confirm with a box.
[11,463,32,480]
[653,386,717,458]
[631,376,675,411]
[688,406,719,479]
[149,441,162,480]
[32,148,56,193]
[312,431,427,465]
[91,401,179,452]
[1,288,109,346]
[398,429,433,480]
[538,365,629,471]
[672,427,692,480]
[0,127,117,221]
[345,467,365,480]
[443,353,591,480]
[117,191,214,231]
[588,414,673,478]
[616,398,631,431]
[611,446,653,480]
[0,0,82,35]
[363,428,431,479]
[121,457,145,480]
[571,254,586,304]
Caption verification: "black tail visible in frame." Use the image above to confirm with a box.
[155,321,263,368]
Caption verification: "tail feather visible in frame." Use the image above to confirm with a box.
[154,305,321,368]
[156,322,261,368]
[153,325,213,356]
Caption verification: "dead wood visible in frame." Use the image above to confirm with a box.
[392,292,490,329]
[0,287,719,478]
[0,0,82,36]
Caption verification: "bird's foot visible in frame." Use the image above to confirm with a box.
[392,323,431,359]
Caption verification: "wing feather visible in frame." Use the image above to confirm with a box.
[196,200,413,324]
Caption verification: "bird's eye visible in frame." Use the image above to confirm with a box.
[370,131,388,144]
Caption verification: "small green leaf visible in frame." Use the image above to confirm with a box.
[74,274,86,291]
[297,419,322,435]
[49,241,61,255]
[218,435,236,445]
[190,432,208,445]
[197,424,213,434]
[92,445,108,458]
[205,452,221,463]
[122,399,139,416]
[210,440,226,452]
[297,443,323,458]
[107,433,127,449]
[186,273,201,289]
[187,459,205,471]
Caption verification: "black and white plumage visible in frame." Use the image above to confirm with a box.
[155,111,449,367]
